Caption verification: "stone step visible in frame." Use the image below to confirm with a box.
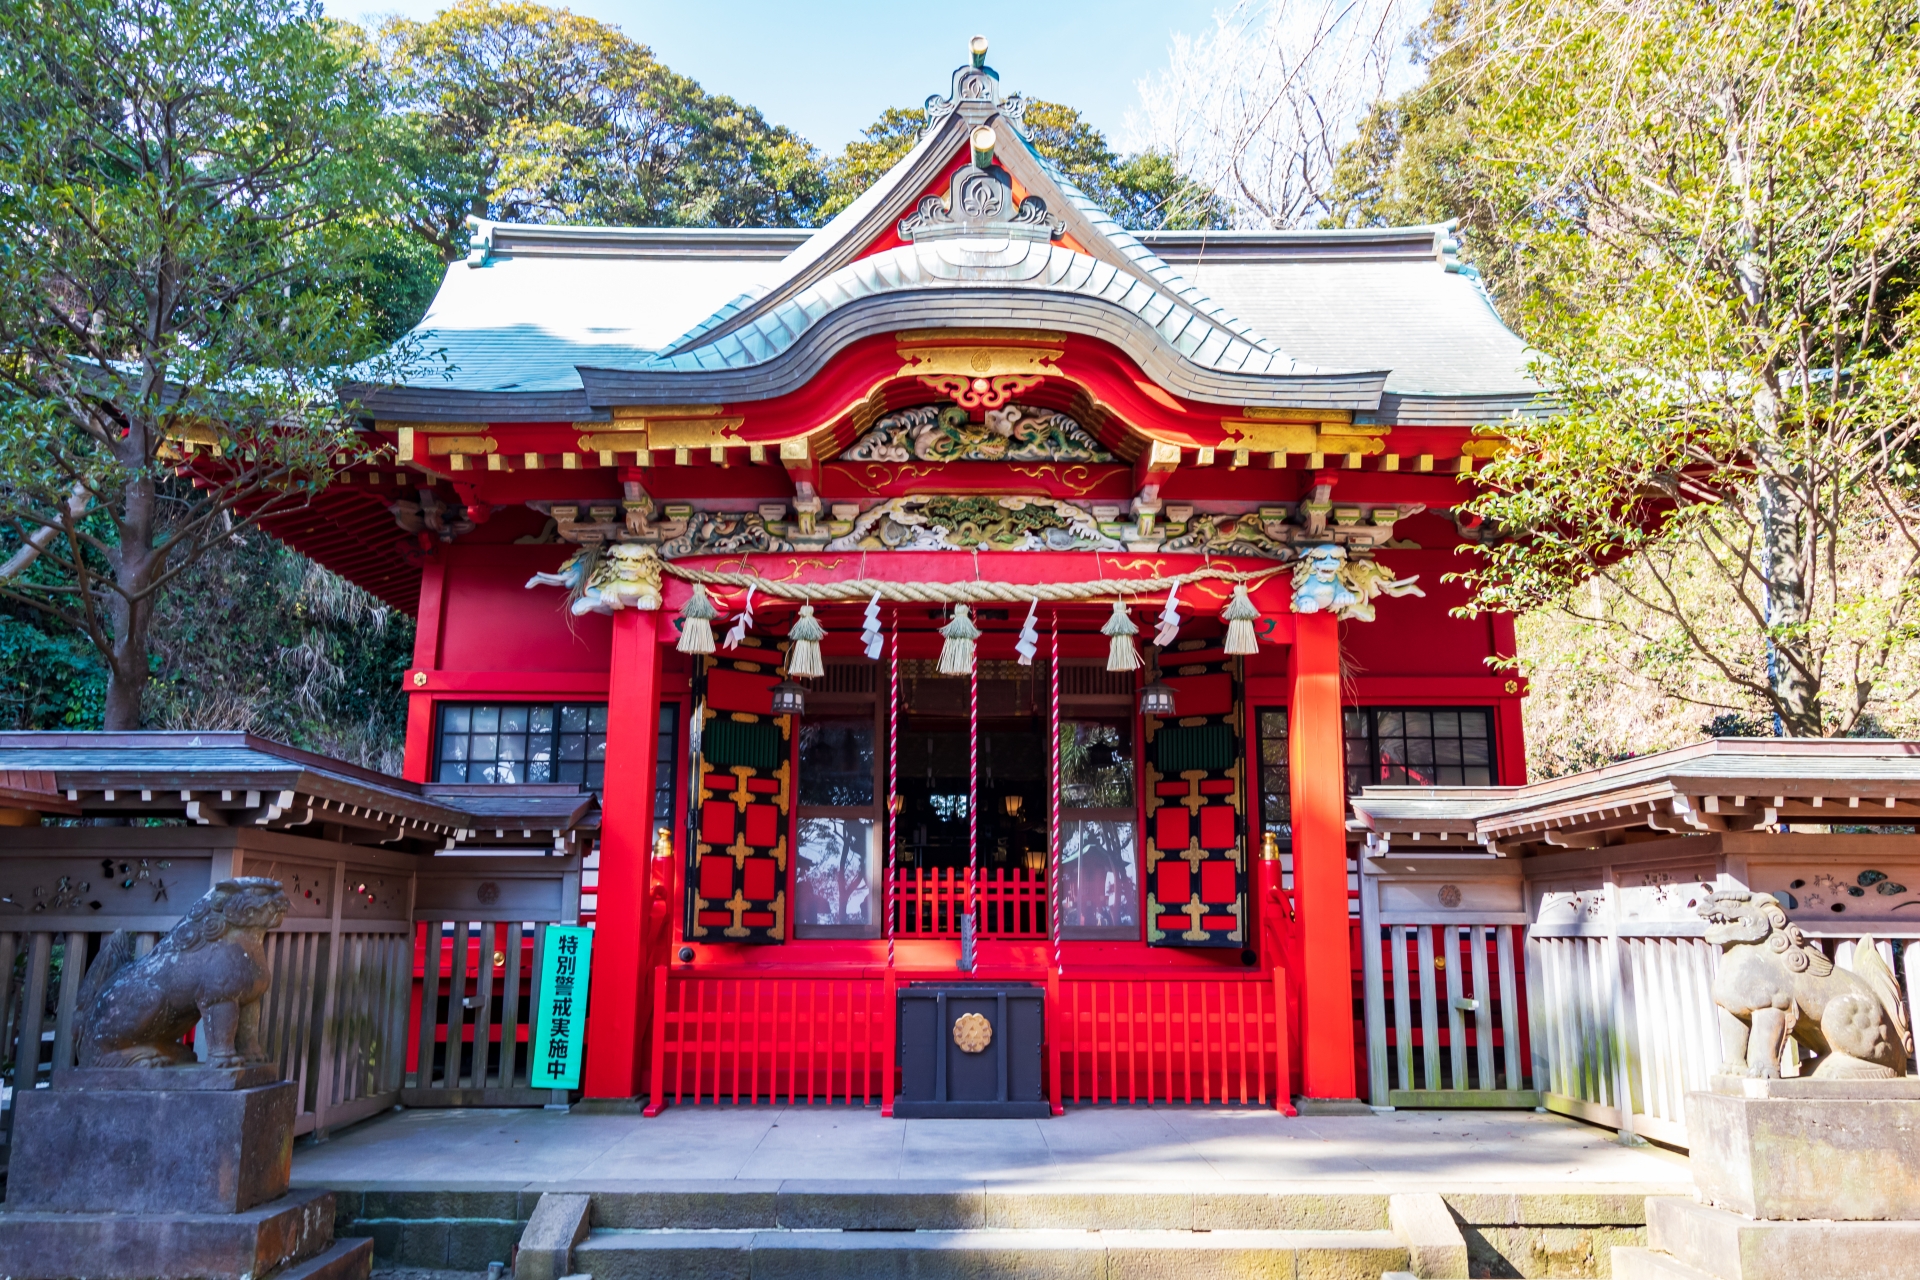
[271,1237,375,1280]
[1611,1246,1718,1280]
[572,1226,1412,1280]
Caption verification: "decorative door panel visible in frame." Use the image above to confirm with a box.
[1143,651,1245,946]
[686,640,792,943]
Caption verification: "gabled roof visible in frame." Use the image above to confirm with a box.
[0,732,597,853]
[355,51,1541,426]
[1348,738,1920,856]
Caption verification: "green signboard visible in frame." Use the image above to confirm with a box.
[529,925,592,1090]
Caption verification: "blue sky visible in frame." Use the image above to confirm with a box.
[331,0,1225,152]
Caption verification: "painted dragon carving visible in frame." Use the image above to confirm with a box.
[842,403,1111,464]
[826,494,1119,552]
[1701,890,1912,1078]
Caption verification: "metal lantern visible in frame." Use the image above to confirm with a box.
[1138,679,1177,718]
[769,679,807,716]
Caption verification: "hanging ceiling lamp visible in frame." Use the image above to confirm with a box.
[769,679,807,716]
[1139,677,1177,718]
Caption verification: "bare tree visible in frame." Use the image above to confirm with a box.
[1132,0,1425,228]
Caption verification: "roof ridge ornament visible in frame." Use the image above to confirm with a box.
[926,36,1026,132]
[897,126,1065,244]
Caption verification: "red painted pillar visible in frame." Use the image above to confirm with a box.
[1288,612,1356,1100]
[583,607,662,1098]
[401,557,447,783]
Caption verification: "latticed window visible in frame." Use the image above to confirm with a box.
[434,703,608,787]
[1344,707,1496,792]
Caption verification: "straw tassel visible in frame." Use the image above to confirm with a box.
[676,583,718,654]
[786,603,826,678]
[938,604,979,675]
[1103,599,1140,672]
[1222,583,1260,655]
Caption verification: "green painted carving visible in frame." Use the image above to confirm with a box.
[840,403,1112,464]
[825,494,1119,552]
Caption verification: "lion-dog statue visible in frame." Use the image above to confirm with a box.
[1701,890,1912,1078]
[77,877,291,1068]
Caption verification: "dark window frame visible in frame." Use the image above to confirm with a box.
[432,701,608,789]
[1343,705,1497,792]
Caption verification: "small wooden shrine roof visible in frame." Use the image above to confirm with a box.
[0,732,595,854]
[1348,738,1920,856]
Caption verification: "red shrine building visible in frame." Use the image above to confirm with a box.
[290,41,1540,1110]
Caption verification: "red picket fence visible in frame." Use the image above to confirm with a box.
[890,867,1048,939]
[645,968,889,1110]
[1055,971,1291,1108]
[644,965,1293,1114]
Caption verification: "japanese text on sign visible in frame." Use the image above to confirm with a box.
[528,925,593,1089]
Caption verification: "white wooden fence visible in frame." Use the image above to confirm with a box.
[1529,924,1920,1146]
[1361,849,1920,1141]
[0,831,578,1142]
[1359,869,1538,1107]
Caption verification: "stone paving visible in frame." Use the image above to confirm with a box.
[293,1104,1691,1192]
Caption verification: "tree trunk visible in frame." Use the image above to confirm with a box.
[102,471,161,732]
[1753,403,1823,738]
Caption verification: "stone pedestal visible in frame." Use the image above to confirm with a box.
[10,1070,293,1214]
[1614,1077,1920,1280]
[0,1068,371,1280]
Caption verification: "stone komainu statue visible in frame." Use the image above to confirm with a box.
[1701,890,1913,1079]
[77,877,291,1069]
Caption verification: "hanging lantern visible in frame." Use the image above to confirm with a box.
[1222,583,1261,655]
[1139,679,1177,718]
[1103,599,1141,672]
[769,679,806,716]
[1003,793,1024,818]
[938,604,979,675]
[675,583,718,654]
[786,603,826,678]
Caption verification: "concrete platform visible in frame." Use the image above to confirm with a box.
[293,1103,1691,1189]
[297,1105,1690,1276]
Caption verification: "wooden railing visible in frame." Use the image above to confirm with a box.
[645,969,889,1111]
[890,867,1048,939]
[0,833,579,1142]
[1529,926,1920,1147]
[1363,923,1533,1107]
[403,857,584,1107]
[1054,972,1291,1108]
[643,965,1293,1113]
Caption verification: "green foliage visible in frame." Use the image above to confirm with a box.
[1322,0,1482,236]
[0,0,417,729]
[377,0,827,257]
[0,533,413,765]
[820,99,1229,231]
[1423,0,1920,738]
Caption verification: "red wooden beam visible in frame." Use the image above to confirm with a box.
[583,609,663,1098]
[1288,613,1357,1101]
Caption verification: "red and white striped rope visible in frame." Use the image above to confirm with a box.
[885,615,900,972]
[1048,614,1063,975]
[967,656,980,961]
